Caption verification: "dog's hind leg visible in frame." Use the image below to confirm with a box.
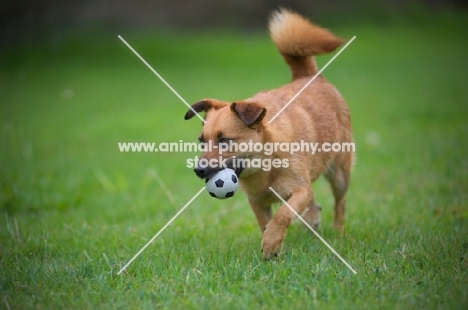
[325,152,352,232]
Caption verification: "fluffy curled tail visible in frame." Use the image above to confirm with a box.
[269,9,345,80]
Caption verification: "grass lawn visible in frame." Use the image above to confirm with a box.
[1,14,468,309]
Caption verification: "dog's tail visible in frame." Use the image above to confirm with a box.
[269,9,344,80]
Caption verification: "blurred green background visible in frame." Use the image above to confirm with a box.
[1,0,467,309]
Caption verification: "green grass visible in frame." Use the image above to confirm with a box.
[1,14,468,309]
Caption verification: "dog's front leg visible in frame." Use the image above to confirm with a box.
[248,198,273,233]
[262,186,311,259]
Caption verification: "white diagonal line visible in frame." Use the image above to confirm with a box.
[268,36,356,123]
[118,35,206,123]
[268,187,357,274]
[117,186,205,275]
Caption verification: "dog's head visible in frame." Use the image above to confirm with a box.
[184,98,267,180]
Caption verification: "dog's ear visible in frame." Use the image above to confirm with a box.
[231,102,266,127]
[184,99,228,120]
[184,100,208,120]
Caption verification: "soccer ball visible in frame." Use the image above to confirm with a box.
[205,169,239,199]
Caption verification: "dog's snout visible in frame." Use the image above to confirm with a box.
[194,166,207,178]
[194,165,223,180]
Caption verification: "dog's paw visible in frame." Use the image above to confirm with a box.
[261,222,286,260]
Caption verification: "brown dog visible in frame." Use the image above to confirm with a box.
[184,9,353,259]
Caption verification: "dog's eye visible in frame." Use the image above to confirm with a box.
[218,137,232,144]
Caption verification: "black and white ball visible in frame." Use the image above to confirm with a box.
[205,169,239,199]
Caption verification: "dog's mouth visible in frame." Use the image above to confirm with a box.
[202,166,243,184]
[234,166,244,178]
[223,158,245,178]
[195,157,245,180]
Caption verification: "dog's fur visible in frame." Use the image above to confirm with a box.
[185,9,353,259]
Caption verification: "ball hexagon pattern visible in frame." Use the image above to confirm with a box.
[205,169,239,199]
